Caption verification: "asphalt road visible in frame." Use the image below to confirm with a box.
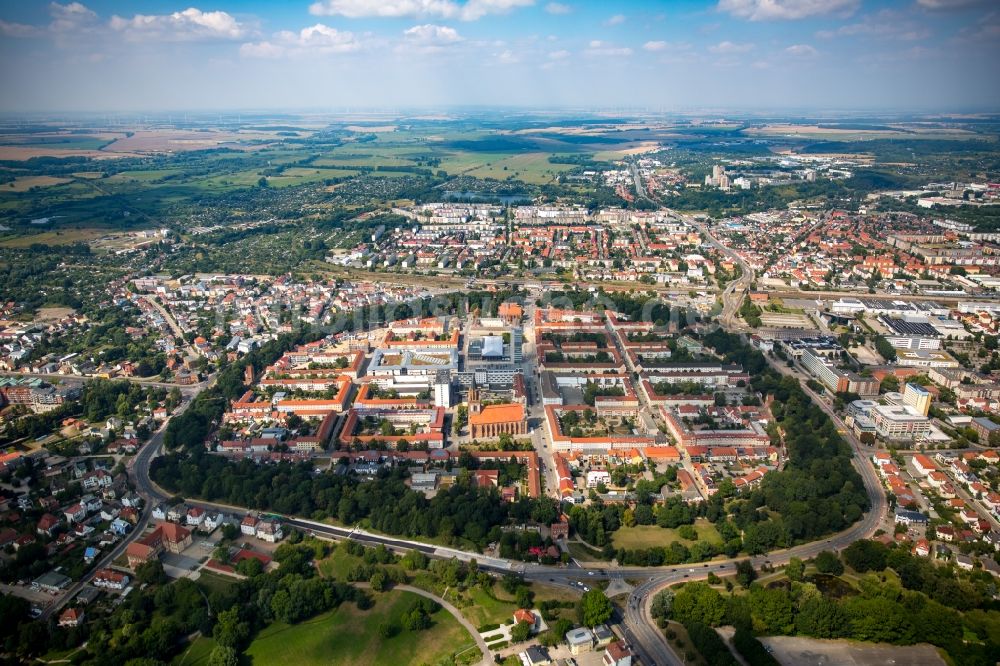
[2,371,209,391]
[42,376,217,619]
[44,184,890,662]
[40,392,197,619]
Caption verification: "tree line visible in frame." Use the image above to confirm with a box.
[653,541,1000,666]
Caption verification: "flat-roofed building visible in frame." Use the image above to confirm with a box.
[871,404,931,440]
[801,348,847,392]
[902,383,932,416]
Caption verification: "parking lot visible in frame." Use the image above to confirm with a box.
[759,636,946,666]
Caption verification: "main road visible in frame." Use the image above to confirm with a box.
[629,160,754,330]
[42,374,217,620]
[62,171,888,662]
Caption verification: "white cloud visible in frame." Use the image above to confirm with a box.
[49,2,98,33]
[495,49,518,63]
[643,40,692,54]
[816,11,930,41]
[548,48,570,59]
[604,14,626,26]
[785,43,817,56]
[717,0,858,21]
[401,23,463,52]
[917,0,988,8]
[310,0,455,18]
[109,8,249,41]
[0,19,41,37]
[709,40,754,54]
[239,41,286,58]
[545,2,571,14]
[585,40,632,56]
[460,0,535,21]
[240,24,361,58]
[308,0,533,21]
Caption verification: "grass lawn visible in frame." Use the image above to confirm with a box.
[567,541,607,562]
[245,590,478,666]
[195,570,238,596]
[171,635,216,666]
[316,548,366,581]
[458,586,519,629]
[40,646,85,662]
[532,582,581,605]
[611,519,723,551]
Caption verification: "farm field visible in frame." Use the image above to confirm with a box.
[0,227,107,248]
[5,176,74,192]
[0,134,118,151]
[105,168,185,183]
[244,590,478,666]
[461,152,573,184]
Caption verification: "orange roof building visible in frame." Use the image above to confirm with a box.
[469,403,527,439]
[498,302,524,324]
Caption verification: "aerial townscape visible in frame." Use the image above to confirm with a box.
[0,1,999,665]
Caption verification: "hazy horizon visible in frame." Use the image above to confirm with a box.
[1,0,998,113]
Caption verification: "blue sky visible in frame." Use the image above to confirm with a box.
[0,0,997,112]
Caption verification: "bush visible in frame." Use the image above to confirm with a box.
[684,621,738,666]
[732,627,779,666]
[377,621,399,638]
[814,551,844,576]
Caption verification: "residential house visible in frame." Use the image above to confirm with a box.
[64,503,86,524]
[59,608,84,628]
[603,641,634,666]
[256,519,283,543]
[241,515,258,536]
[204,513,226,532]
[93,568,130,590]
[519,646,552,666]
[186,507,205,527]
[36,513,59,537]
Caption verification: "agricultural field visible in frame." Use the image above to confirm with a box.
[4,175,74,192]
[461,152,574,184]
[0,133,120,151]
[0,227,106,248]
[105,168,185,184]
[244,590,478,666]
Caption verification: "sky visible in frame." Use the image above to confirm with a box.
[0,0,997,113]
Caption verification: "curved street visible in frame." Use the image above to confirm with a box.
[44,170,890,663]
